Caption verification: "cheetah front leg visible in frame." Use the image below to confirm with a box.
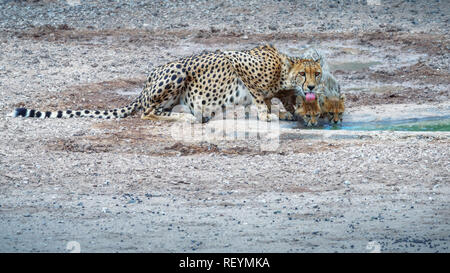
[250,91,278,122]
[265,96,296,121]
[277,94,297,121]
[278,111,295,121]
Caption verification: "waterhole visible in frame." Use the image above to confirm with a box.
[285,116,450,132]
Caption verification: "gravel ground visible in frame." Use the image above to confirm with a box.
[0,0,449,253]
[0,0,448,34]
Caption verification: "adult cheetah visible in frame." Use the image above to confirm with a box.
[12,45,322,123]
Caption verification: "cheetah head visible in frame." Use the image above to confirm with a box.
[284,58,322,99]
[321,94,346,124]
[295,95,322,127]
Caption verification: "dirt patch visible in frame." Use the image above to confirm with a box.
[358,30,450,56]
[46,125,349,158]
[164,142,258,156]
[9,25,189,47]
[47,138,114,153]
[12,77,145,111]
[345,87,448,107]
[367,61,450,85]
[9,25,450,57]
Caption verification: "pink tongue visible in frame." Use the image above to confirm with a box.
[305,93,316,102]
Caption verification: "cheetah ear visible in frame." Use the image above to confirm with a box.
[339,93,346,101]
[306,48,323,66]
[283,57,294,70]
[264,44,276,51]
[319,94,325,106]
[317,55,324,66]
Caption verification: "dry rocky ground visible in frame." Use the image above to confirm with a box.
[0,0,449,253]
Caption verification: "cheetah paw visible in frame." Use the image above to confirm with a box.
[259,113,279,122]
[180,114,198,123]
[279,112,296,121]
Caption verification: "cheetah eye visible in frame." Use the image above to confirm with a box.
[299,72,306,77]
[328,112,333,115]
[315,72,321,77]
[306,114,311,118]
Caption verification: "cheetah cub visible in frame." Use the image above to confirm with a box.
[318,71,345,124]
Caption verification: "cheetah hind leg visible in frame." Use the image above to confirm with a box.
[141,109,197,123]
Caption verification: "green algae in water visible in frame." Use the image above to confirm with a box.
[324,118,450,132]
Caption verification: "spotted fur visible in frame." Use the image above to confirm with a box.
[12,45,322,123]
[244,46,323,121]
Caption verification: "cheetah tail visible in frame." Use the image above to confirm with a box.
[10,95,143,119]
